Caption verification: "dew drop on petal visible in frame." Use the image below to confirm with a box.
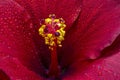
[7,46,11,49]
[29,23,33,29]
[84,73,94,80]
[98,71,103,76]
[28,33,31,36]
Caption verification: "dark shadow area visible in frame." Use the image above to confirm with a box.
[100,34,120,58]
[0,69,10,80]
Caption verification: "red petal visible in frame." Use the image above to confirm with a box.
[60,0,120,67]
[14,0,82,67]
[0,0,45,76]
[62,52,120,80]
[15,0,81,29]
[0,53,44,80]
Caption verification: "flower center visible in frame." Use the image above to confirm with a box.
[39,14,66,50]
[38,14,66,78]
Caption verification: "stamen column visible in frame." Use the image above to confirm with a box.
[38,14,66,77]
[48,41,60,77]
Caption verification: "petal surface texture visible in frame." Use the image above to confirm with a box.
[62,51,120,80]
[0,0,45,79]
[0,53,44,80]
[60,0,120,67]
[14,0,82,68]
[0,0,120,80]
[15,0,81,29]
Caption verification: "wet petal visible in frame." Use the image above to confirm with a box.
[15,0,81,29]
[62,52,120,80]
[14,0,81,68]
[60,0,120,67]
[0,53,44,80]
[0,0,45,75]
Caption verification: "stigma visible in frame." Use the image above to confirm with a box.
[38,14,66,50]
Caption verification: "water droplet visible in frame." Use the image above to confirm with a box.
[98,71,102,76]
[0,18,3,20]
[14,19,17,22]
[35,51,38,55]
[9,21,13,24]
[2,55,10,60]
[2,41,6,45]
[96,65,103,76]
[84,73,89,77]
[104,69,113,74]
[29,23,33,29]
[84,73,94,80]
[28,32,31,36]
[8,46,11,49]
[0,28,4,32]
[113,72,117,76]
[4,18,7,20]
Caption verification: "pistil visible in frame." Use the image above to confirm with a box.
[48,42,60,77]
[38,14,66,77]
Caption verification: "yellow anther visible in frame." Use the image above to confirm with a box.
[57,36,64,41]
[45,18,52,24]
[60,29,65,36]
[57,23,62,27]
[56,29,65,37]
[45,41,49,45]
[50,41,55,46]
[38,14,66,50]
[39,28,43,34]
[61,24,66,29]
[45,37,49,45]
[39,25,45,33]
[54,19,59,22]
[57,40,61,45]
[47,34,52,38]
[38,25,46,37]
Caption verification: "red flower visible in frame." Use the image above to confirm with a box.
[0,0,120,80]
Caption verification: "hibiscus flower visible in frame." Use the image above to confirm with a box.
[0,0,120,80]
